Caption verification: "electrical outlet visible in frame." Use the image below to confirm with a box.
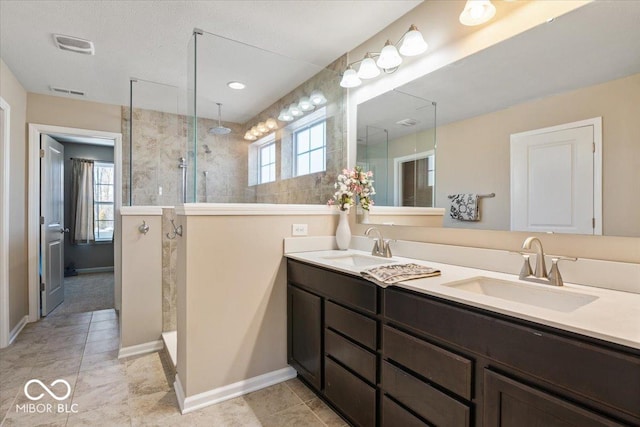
[292,224,308,236]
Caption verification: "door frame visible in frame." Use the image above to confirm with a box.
[393,150,434,207]
[509,117,602,235]
[28,123,122,321]
[0,97,10,347]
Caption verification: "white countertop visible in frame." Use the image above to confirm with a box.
[286,249,640,350]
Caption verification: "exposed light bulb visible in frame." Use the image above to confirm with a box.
[251,126,261,136]
[244,131,256,141]
[376,40,402,70]
[339,67,362,88]
[257,122,268,133]
[459,0,496,26]
[357,55,380,79]
[399,25,428,56]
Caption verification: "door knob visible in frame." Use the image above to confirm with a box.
[59,228,70,234]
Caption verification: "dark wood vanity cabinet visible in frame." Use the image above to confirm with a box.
[287,259,640,427]
[287,259,380,427]
[384,287,640,427]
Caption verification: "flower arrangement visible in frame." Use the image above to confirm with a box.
[328,166,376,211]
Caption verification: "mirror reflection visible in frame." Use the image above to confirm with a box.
[357,2,640,237]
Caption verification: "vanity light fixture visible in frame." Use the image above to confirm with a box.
[459,0,496,26]
[278,108,294,122]
[340,24,428,88]
[298,96,315,112]
[339,66,362,88]
[309,90,327,106]
[245,90,327,140]
[288,103,303,117]
[227,81,246,90]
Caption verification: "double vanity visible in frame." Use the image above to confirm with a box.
[285,242,640,426]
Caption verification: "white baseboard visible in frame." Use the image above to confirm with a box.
[75,266,114,274]
[9,315,28,345]
[175,366,297,414]
[117,339,164,359]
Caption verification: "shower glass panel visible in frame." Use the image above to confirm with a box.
[187,30,346,204]
[126,79,187,206]
[356,90,436,207]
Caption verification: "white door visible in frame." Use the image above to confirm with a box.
[510,119,600,235]
[40,135,66,315]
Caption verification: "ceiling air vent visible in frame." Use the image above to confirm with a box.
[53,34,95,55]
[396,118,419,127]
[50,86,86,97]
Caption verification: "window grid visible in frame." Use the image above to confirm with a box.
[259,142,276,184]
[94,162,114,241]
[295,120,326,177]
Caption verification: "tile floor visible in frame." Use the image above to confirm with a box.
[0,309,346,426]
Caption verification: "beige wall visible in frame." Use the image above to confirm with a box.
[27,93,121,133]
[347,1,638,263]
[436,73,640,237]
[120,214,162,347]
[1,58,28,331]
[177,214,337,397]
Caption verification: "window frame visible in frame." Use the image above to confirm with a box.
[258,141,276,184]
[294,119,326,177]
[93,161,115,242]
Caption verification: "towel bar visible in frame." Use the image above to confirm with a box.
[448,193,495,199]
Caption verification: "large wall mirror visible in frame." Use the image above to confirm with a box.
[357,1,640,237]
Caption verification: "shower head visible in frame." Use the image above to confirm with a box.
[208,103,231,135]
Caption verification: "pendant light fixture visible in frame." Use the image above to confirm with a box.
[459,0,496,26]
[339,24,428,88]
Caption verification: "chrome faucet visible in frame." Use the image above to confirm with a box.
[518,237,576,286]
[365,227,392,258]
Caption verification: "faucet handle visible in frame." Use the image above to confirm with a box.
[548,256,577,286]
[518,254,533,279]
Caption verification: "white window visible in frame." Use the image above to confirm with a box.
[259,142,276,184]
[94,162,114,241]
[295,120,326,177]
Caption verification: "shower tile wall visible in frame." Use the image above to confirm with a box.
[122,107,255,205]
[122,106,188,205]
[247,55,348,205]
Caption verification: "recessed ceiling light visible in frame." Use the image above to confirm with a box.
[227,81,246,90]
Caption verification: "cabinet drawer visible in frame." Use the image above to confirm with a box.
[325,357,376,427]
[383,326,472,400]
[384,287,640,419]
[382,361,470,427]
[484,370,625,427]
[288,260,377,314]
[381,396,429,427]
[326,329,376,384]
[326,301,377,350]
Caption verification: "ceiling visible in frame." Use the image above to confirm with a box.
[0,0,421,122]
[358,1,640,142]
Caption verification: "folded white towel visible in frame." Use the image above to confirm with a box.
[449,193,479,221]
[361,263,441,288]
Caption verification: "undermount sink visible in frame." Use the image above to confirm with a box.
[322,253,396,268]
[445,276,598,313]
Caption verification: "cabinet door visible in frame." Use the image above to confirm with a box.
[288,284,322,390]
[484,370,624,427]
